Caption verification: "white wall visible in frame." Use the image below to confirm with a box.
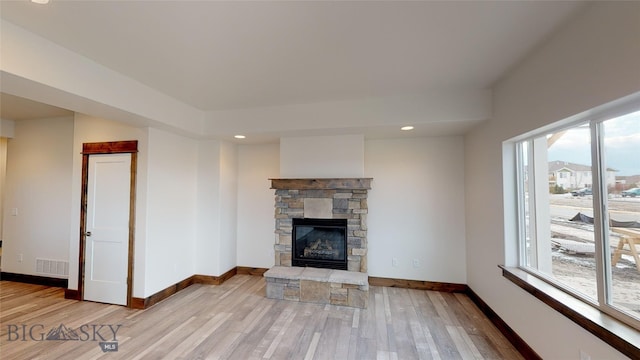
[280,134,364,178]
[237,143,280,268]
[144,128,199,296]
[365,137,466,283]
[218,142,238,273]
[195,140,239,276]
[195,140,222,276]
[465,2,639,359]
[0,137,7,242]
[1,119,16,137]
[2,117,74,276]
[0,120,15,240]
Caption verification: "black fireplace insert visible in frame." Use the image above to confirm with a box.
[292,218,347,270]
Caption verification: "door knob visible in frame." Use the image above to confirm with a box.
[85,231,92,237]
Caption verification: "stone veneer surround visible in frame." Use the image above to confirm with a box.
[270,178,372,272]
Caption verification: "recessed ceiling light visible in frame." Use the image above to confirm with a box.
[234,135,246,139]
[401,126,414,131]
[31,0,50,4]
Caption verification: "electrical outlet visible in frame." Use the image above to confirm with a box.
[18,253,23,263]
[392,258,398,267]
[11,208,18,216]
[412,259,420,268]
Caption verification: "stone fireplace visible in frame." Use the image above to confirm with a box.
[271,178,371,272]
[264,178,372,308]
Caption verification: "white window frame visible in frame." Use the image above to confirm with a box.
[512,94,640,331]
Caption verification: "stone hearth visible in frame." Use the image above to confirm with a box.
[264,266,369,308]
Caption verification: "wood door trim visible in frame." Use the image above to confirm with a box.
[82,141,138,154]
[77,140,137,307]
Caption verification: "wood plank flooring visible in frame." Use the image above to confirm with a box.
[0,275,524,359]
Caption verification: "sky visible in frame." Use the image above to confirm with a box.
[547,110,640,176]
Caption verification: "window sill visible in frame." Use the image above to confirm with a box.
[500,266,639,359]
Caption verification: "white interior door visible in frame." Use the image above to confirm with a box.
[84,153,131,305]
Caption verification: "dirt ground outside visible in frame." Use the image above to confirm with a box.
[548,195,640,318]
[552,250,640,314]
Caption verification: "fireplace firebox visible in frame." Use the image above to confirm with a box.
[292,218,348,270]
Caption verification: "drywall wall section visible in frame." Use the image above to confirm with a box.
[195,140,239,277]
[280,134,364,178]
[365,137,466,283]
[195,140,222,276]
[218,141,239,274]
[1,119,15,244]
[0,137,7,243]
[236,143,280,268]
[465,2,639,359]
[2,117,74,277]
[144,128,199,296]
[1,119,15,138]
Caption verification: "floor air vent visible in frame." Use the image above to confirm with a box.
[36,258,69,277]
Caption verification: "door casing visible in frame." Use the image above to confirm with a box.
[78,140,137,307]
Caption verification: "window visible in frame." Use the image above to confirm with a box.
[515,105,640,329]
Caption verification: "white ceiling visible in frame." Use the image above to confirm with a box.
[0,0,584,139]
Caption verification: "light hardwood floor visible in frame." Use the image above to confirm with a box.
[0,275,524,359]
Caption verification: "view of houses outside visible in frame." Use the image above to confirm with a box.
[548,160,618,192]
